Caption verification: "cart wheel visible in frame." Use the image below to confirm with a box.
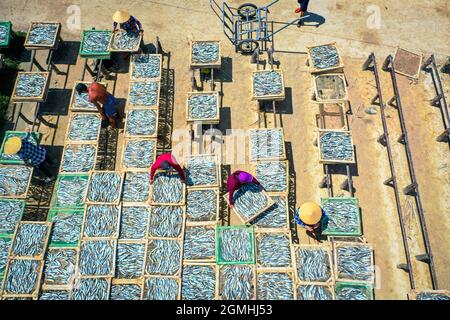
[238,3,258,19]
[238,40,259,54]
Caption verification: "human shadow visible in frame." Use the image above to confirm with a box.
[302,12,326,28]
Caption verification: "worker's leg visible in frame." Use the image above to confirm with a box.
[107,115,117,129]
[36,160,55,180]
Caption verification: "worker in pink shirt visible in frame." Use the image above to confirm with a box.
[226,171,262,208]
[150,152,186,183]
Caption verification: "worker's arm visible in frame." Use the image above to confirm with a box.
[149,163,159,183]
[171,163,186,181]
[227,175,239,206]
[133,17,143,32]
[113,21,118,31]
[93,102,106,120]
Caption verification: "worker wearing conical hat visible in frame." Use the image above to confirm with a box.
[3,128,56,183]
[112,10,143,33]
[295,202,328,241]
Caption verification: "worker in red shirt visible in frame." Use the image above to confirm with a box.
[150,152,186,183]
[227,171,262,208]
[76,82,119,129]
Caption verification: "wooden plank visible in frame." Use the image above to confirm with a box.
[81,205,121,240]
[190,40,221,69]
[333,241,375,285]
[85,171,124,205]
[313,73,348,102]
[0,165,33,199]
[315,102,348,130]
[292,243,335,285]
[306,42,345,74]
[251,69,286,101]
[123,108,159,139]
[24,21,61,49]
[120,138,157,170]
[216,264,257,300]
[393,47,423,80]
[126,80,161,110]
[182,224,216,263]
[223,189,274,225]
[9,221,52,260]
[184,153,221,189]
[317,129,355,164]
[185,188,220,226]
[254,229,294,271]
[249,128,286,162]
[1,259,44,299]
[186,91,220,124]
[58,142,98,174]
[64,112,102,144]
[130,54,162,81]
[11,72,50,103]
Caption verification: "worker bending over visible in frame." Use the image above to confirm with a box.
[113,10,143,33]
[150,152,186,183]
[4,128,56,183]
[226,171,262,208]
[295,202,328,242]
[76,82,119,129]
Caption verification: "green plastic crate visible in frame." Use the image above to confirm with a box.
[47,208,84,248]
[321,197,362,237]
[335,281,374,300]
[0,199,25,237]
[0,131,41,165]
[79,29,112,59]
[216,225,255,265]
[50,173,89,209]
[0,21,12,48]
[0,235,12,277]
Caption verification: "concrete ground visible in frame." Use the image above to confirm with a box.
[1,0,448,299]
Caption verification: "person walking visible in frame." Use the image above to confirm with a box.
[294,202,328,241]
[75,82,119,129]
[295,0,310,28]
[3,128,56,183]
[150,152,186,183]
[226,171,262,209]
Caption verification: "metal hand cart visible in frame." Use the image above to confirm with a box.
[210,0,308,53]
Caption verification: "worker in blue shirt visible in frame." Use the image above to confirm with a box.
[295,202,328,241]
[3,128,56,183]
[112,10,143,33]
[295,0,310,28]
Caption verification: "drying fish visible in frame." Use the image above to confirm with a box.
[257,272,294,300]
[192,42,219,64]
[250,129,284,161]
[27,23,58,45]
[295,247,331,282]
[73,87,96,110]
[181,265,216,300]
[128,81,159,107]
[123,139,155,169]
[43,248,77,286]
[0,199,24,235]
[220,265,254,300]
[0,25,8,43]
[61,144,96,173]
[122,172,150,203]
[256,233,291,268]
[79,240,115,276]
[115,242,145,279]
[336,245,373,281]
[49,210,83,245]
[253,71,283,97]
[68,114,101,141]
[132,54,161,79]
[53,175,88,208]
[310,45,340,70]
[252,196,287,229]
[111,30,140,51]
[320,131,353,161]
[87,172,122,203]
[39,290,70,300]
[183,226,215,261]
[4,259,41,295]
[232,183,270,221]
[72,278,110,300]
[255,161,287,192]
[11,223,49,258]
[84,205,119,238]
[125,109,157,136]
[143,277,178,300]
[188,94,218,120]
[186,189,217,222]
[0,237,12,273]
[151,172,183,204]
[322,199,359,234]
[219,228,253,263]
[148,206,184,238]
[297,285,334,300]
[145,239,181,276]
[0,165,31,197]
[110,284,142,300]
[82,30,111,53]
[14,73,47,97]
[185,156,218,187]
[336,286,371,300]
[416,292,450,300]
[119,206,150,240]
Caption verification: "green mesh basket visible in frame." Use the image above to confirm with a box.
[50,173,89,209]
[321,197,361,237]
[216,225,255,265]
[335,281,374,300]
[47,208,84,248]
[0,131,41,165]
